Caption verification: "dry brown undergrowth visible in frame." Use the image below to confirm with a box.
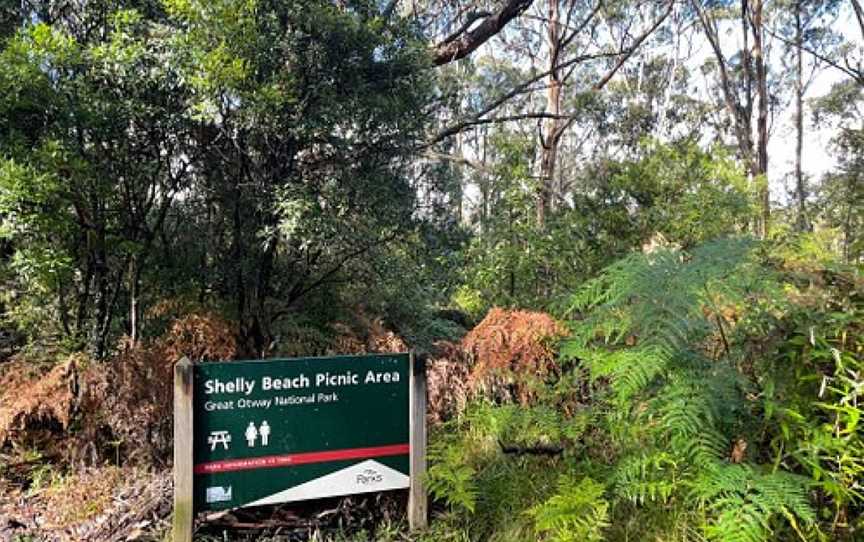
[330,310,409,355]
[0,310,237,540]
[0,306,566,540]
[0,356,82,455]
[425,308,569,423]
[0,310,238,466]
[426,340,471,425]
[1,465,173,541]
[463,307,567,404]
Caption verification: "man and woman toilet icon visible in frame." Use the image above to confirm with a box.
[245,420,271,447]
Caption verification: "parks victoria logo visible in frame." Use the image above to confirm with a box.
[192,354,410,510]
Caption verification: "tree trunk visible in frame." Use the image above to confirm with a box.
[753,0,770,238]
[843,174,855,263]
[657,3,681,138]
[741,0,755,173]
[794,0,809,231]
[129,255,141,344]
[90,220,109,359]
[693,0,756,180]
[130,261,138,344]
[538,0,563,228]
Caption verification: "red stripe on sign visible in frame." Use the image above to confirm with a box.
[194,443,409,474]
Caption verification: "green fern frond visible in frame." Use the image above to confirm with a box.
[529,475,610,542]
[427,441,479,513]
[612,452,680,505]
[566,238,769,354]
[647,369,733,466]
[559,238,824,541]
[462,403,578,450]
[690,464,816,542]
[584,347,668,403]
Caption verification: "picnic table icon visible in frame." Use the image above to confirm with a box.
[208,430,232,451]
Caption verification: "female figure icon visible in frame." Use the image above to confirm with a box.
[245,422,258,447]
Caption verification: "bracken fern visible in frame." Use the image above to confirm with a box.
[560,237,818,541]
[528,476,610,542]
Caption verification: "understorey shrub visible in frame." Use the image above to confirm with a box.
[427,237,863,541]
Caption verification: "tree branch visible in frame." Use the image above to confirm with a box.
[764,25,864,85]
[427,1,672,145]
[439,11,494,46]
[432,0,534,66]
[287,231,402,304]
[382,0,399,19]
[560,1,604,52]
[426,52,621,145]
[851,0,864,41]
[439,112,577,134]
[424,151,495,174]
[592,0,673,91]
[499,440,564,456]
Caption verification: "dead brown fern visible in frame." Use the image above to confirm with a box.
[86,311,238,465]
[426,340,471,425]
[330,310,408,355]
[0,310,239,467]
[158,311,238,363]
[462,308,567,404]
[0,356,81,453]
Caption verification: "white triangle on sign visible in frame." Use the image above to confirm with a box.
[245,459,410,507]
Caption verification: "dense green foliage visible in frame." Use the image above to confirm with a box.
[0,1,862,541]
[0,0,459,357]
[428,238,863,541]
[455,139,755,317]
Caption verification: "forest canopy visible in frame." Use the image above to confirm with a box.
[1,0,861,358]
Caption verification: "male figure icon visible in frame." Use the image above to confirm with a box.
[258,420,270,446]
[260,421,271,446]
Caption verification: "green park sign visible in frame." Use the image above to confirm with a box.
[172,353,427,541]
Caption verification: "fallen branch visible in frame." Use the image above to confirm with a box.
[499,440,564,456]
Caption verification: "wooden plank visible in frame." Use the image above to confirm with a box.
[408,350,428,530]
[173,357,195,542]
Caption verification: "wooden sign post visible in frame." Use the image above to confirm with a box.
[408,351,428,530]
[173,357,194,542]
[173,352,426,541]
